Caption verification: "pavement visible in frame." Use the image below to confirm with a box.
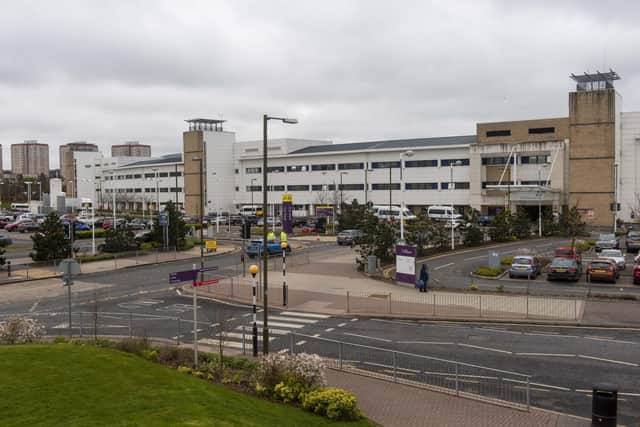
[325,370,591,427]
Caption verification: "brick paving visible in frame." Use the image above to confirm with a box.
[324,370,591,427]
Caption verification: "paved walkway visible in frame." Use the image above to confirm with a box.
[325,370,590,427]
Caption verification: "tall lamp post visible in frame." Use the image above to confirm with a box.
[364,166,374,207]
[399,150,414,242]
[339,171,348,214]
[262,114,298,354]
[537,163,549,237]
[449,160,463,251]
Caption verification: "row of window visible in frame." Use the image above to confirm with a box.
[485,127,555,137]
[482,180,550,189]
[103,171,182,181]
[481,155,549,165]
[244,159,470,174]
[104,187,183,193]
[244,182,471,192]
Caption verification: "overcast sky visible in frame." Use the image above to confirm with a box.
[1,0,639,168]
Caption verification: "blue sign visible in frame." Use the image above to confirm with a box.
[159,213,169,227]
[199,266,219,273]
[169,269,198,284]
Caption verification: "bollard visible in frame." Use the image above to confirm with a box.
[338,342,343,370]
[26,264,29,279]
[388,293,392,314]
[346,291,350,313]
[242,325,246,355]
[290,331,296,354]
[7,261,10,277]
[129,312,133,338]
[176,317,181,345]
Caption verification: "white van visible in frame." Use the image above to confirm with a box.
[239,205,263,216]
[426,205,462,221]
[372,205,416,221]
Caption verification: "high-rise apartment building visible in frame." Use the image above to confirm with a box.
[11,141,49,177]
[59,141,98,181]
[111,141,151,157]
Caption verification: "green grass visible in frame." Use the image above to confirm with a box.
[0,344,374,427]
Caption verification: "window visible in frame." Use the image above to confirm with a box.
[486,129,511,137]
[169,171,182,177]
[311,184,323,191]
[159,172,168,178]
[405,182,438,190]
[234,169,239,174]
[521,180,550,186]
[287,185,310,191]
[520,155,549,164]
[268,185,285,191]
[311,164,336,171]
[287,165,307,172]
[339,184,365,191]
[405,160,437,168]
[144,173,154,178]
[125,174,133,179]
[371,161,400,169]
[117,175,124,180]
[441,182,470,190]
[246,185,261,192]
[94,164,101,167]
[338,162,364,170]
[126,188,133,193]
[371,183,400,190]
[312,184,335,191]
[528,127,555,134]
[160,187,169,193]
[441,159,470,166]
[133,174,142,179]
[482,181,513,189]
[482,157,514,166]
[267,166,285,173]
[84,164,91,168]
[147,188,156,193]
[94,176,101,180]
[246,167,262,174]
[134,188,142,193]
[170,187,182,193]
[235,186,239,192]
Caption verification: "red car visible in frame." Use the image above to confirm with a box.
[0,220,8,229]
[633,263,640,285]
[5,219,30,232]
[554,246,582,264]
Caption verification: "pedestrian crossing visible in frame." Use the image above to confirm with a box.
[197,310,330,352]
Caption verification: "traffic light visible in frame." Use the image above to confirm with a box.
[64,222,72,240]
[241,222,251,239]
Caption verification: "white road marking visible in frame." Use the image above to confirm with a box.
[343,332,392,342]
[434,262,454,270]
[226,317,236,322]
[577,355,638,367]
[324,327,335,332]
[478,327,522,335]
[312,333,321,337]
[574,389,592,393]
[530,382,571,392]
[268,315,317,324]
[265,321,304,329]
[198,338,244,349]
[29,302,39,312]
[296,340,306,345]
[618,392,640,397]
[524,332,579,338]
[221,332,273,341]
[277,349,288,354]
[242,313,251,317]
[350,318,358,322]
[584,336,638,345]
[371,319,417,326]
[458,343,512,354]
[247,327,290,335]
[516,353,575,357]
[280,311,330,319]
[463,255,486,261]
[397,341,454,345]
[337,322,347,327]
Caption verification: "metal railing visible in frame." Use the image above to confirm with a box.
[240,328,531,411]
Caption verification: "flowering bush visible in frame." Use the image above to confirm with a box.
[302,387,361,421]
[0,316,45,344]
[255,353,326,401]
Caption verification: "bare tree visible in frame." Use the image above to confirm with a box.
[211,308,236,378]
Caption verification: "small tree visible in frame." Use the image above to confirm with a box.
[512,208,532,239]
[489,210,512,242]
[336,199,365,232]
[429,220,449,249]
[152,200,187,249]
[355,211,397,269]
[560,206,586,248]
[405,213,432,256]
[103,225,137,252]
[31,212,71,261]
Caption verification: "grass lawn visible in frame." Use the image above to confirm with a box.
[0,344,375,427]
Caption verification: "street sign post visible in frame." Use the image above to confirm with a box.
[58,259,80,338]
[169,269,198,284]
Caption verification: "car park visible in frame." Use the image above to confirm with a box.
[626,230,640,253]
[587,259,619,283]
[554,246,582,264]
[17,221,40,233]
[509,256,542,279]
[337,229,363,246]
[5,219,32,232]
[246,238,291,258]
[595,233,618,252]
[546,257,581,282]
[127,219,147,230]
[598,249,626,270]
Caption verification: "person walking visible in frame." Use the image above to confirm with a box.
[418,264,429,292]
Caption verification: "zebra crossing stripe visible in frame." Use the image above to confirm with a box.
[267,315,318,324]
[280,311,330,319]
[198,339,244,349]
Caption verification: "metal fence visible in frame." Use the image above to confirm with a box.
[202,278,583,321]
[241,328,531,411]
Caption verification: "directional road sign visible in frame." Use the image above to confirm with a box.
[169,269,198,284]
[193,279,219,287]
[199,266,219,273]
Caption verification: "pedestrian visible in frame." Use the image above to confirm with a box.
[419,264,429,292]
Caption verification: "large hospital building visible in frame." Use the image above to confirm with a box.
[68,72,640,228]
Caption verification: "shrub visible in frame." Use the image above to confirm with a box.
[142,349,158,362]
[302,387,361,421]
[113,338,151,356]
[75,229,107,239]
[255,353,326,401]
[0,316,45,344]
[575,241,591,253]
[53,336,68,344]
[500,256,514,265]
[177,366,192,374]
[468,284,479,291]
[474,267,502,277]
[156,346,197,367]
[496,285,505,293]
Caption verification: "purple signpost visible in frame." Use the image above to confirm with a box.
[282,193,293,234]
[395,244,417,284]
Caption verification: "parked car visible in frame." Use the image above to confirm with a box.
[554,246,582,264]
[546,257,581,282]
[337,230,364,246]
[625,230,640,253]
[598,249,626,270]
[257,217,280,226]
[478,215,495,227]
[595,233,618,252]
[17,221,40,233]
[74,223,91,231]
[246,238,290,258]
[103,218,126,229]
[509,256,542,279]
[0,220,9,229]
[5,219,32,232]
[134,230,154,243]
[633,262,640,285]
[127,219,147,230]
[587,259,619,283]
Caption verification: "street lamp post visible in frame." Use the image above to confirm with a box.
[399,150,414,242]
[262,114,297,354]
[450,160,463,251]
[364,166,373,207]
[339,171,348,214]
[537,163,549,238]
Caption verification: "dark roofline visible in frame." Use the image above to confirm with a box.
[288,135,475,155]
[117,153,182,168]
[112,143,151,148]
[185,118,226,124]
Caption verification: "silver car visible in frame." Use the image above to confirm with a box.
[599,249,626,270]
[595,233,618,252]
[337,230,363,246]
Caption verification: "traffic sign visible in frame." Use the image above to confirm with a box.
[58,258,80,284]
[159,213,169,226]
[199,266,219,273]
[193,279,219,287]
[169,269,198,284]
[205,239,217,250]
